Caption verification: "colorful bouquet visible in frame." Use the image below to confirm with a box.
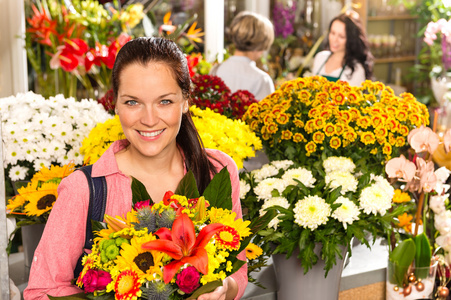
[0,91,111,183]
[191,74,258,120]
[385,125,451,298]
[25,0,143,98]
[80,107,262,169]
[240,156,401,276]
[243,76,429,175]
[63,168,274,299]
[7,163,74,232]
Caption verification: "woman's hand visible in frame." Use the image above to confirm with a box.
[197,277,238,300]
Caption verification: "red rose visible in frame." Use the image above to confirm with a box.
[176,266,200,294]
[82,269,112,292]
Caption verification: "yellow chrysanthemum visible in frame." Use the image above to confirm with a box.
[24,182,59,217]
[209,207,251,239]
[114,234,164,281]
[245,243,263,260]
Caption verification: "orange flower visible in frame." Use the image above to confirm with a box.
[397,213,413,233]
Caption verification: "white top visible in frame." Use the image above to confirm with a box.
[212,56,275,101]
[312,51,366,87]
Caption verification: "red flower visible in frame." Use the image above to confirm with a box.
[134,199,152,210]
[26,4,58,46]
[141,213,224,283]
[176,266,200,293]
[81,269,112,292]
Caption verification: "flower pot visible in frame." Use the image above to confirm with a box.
[21,223,45,278]
[386,260,438,300]
[272,242,349,300]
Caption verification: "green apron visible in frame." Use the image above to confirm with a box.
[316,54,345,82]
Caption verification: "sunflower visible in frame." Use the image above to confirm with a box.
[31,163,75,183]
[24,182,59,216]
[114,269,143,300]
[114,234,164,281]
[245,243,263,260]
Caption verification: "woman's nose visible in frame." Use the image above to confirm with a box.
[140,106,159,126]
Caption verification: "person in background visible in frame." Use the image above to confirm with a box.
[311,11,374,86]
[24,37,247,300]
[211,11,275,101]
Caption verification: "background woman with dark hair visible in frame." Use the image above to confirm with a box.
[311,11,374,86]
[24,37,247,300]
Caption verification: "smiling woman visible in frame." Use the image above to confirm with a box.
[311,11,374,87]
[24,37,248,300]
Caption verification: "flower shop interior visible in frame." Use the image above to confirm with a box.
[2,0,451,299]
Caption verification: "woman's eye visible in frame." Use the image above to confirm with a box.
[125,100,138,106]
[161,99,172,105]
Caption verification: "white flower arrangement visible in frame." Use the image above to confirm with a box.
[240,156,401,275]
[0,92,112,181]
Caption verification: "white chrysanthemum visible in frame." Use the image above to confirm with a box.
[323,156,356,174]
[293,195,331,230]
[239,179,251,200]
[33,158,51,172]
[252,164,279,182]
[8,165,29,181]
[359,184,392,216]
[259,197,290,229]
[325,171,358,194]
[271,160,294,170]
[331,196,360,229]
[281,167,316,188]
[254,178,287,200]
[0,91,112,178]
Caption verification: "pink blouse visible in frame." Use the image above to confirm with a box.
[24,140,247,299]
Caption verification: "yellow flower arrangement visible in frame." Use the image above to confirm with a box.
[7,163,75,225]
[243,76,429,174]
[80,107,262,169]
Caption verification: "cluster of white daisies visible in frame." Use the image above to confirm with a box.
[1,91,112,181]
[240,156,394,231]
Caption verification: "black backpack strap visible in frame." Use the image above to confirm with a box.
[73,165,107,279]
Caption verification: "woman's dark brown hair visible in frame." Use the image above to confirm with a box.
[112,37,218,194]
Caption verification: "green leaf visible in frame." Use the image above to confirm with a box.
[131,177,152,206]
[414,233,432,278]
[187,280,223,300]
[48,293,88,300]
[202,167,232,210]
[388,238,416,286]
[175,170,200,199]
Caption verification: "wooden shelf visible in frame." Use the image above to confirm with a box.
[368,15,418,21]
[374,56,416,64]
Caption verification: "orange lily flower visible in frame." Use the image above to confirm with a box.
[142,212,224,283]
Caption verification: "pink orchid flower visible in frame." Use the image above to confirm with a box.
[419,169,437,193]
[443,129,451,153]
[408,125,440,154]
[385,154,416,182]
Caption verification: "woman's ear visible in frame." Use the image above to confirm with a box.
[183,101,189,113]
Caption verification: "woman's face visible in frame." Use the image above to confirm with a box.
[115,61,188,159]
[328,20,347,54]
